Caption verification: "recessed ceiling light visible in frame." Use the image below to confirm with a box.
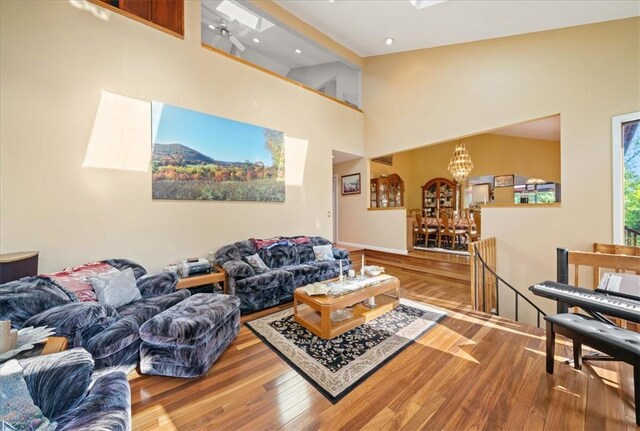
[295,49,302,54]
[253,38,260,43]
[385,37,394,46]
[208,24,215,30]
[328,0,335,3]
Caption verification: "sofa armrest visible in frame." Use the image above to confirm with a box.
[19,348,95,422]
[333,248,349,260]
[136,272,178,298]
[56,370,131,431]
[222,260,256,280]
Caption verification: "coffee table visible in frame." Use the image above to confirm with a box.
[293,275,400,339]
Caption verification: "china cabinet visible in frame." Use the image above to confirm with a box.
[422,177,457,217]
[370,174,404,208]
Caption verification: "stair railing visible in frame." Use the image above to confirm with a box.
[469,238,547,328]
[625,226,640,246]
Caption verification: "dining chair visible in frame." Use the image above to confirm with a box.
[467,209,481,243]
[415,211,437,247]
[438,208,466,250]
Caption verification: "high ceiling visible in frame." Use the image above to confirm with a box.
[274,0,640,57]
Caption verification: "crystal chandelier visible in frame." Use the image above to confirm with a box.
[447,141,474,182]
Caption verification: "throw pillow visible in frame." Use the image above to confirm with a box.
[89,268,141,308]
[313,245,335,262]
[0,360,56,431]
[44,261,117,303]
[244,253,270,274]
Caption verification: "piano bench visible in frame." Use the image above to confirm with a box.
[545,313,640,426]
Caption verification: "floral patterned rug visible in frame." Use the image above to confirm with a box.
[245,298,447,403]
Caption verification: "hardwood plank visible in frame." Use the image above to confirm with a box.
[129,272,637,430]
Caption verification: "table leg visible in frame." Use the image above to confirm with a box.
[321,305,331,339]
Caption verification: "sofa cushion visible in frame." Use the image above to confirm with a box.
[139,293,241,346]
[236,285,293,314]
[116,289,190,326]
[84,317,141,361]
[296,243,315,264]
[215,244,242,266]
[235,240,257,257]
[308,258,350,282]
[19,348,94,423]
[56,370,130,431]
[244,253,270,274]
[258,243,299,269]
[45,262,118,303]
[0,277,73,329]
[222,260,256,279]
[135,272,178,298]
[0,359,56,431]
[282,264,319,287]
[234,269,294,293]
[313,244,335,262]
[24,302,118,345]
[90,268,141,308]
[311,236,333,247]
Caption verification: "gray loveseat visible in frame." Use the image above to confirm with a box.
[0,259,190,371]
[215,236,351,314]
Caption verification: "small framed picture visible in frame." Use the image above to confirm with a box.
[371,155,393,166]
[494,174,515,188]
[341,173,361,195]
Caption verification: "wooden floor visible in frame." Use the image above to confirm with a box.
[129,270,637,430]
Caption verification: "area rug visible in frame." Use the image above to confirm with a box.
[245,298,447,403]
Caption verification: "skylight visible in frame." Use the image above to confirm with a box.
[409,0,447,10]
[216,0,259,29]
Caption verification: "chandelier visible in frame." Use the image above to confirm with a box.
[447,141,474,182]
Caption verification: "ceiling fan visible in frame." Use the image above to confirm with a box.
[208,21,246,53]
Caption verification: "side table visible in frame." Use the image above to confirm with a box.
[176,264,228,293]
[41,336,68,355]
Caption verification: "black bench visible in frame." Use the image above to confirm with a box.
[545,313,640,426]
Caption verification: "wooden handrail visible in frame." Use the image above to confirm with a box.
[468,237,496,311]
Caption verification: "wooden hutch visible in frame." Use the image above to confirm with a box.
[370,174,405,208]
[422,177,457,217]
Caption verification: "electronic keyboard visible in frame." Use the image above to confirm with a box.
[530,281,640,323]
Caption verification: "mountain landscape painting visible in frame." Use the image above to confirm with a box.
[151,102,285,202]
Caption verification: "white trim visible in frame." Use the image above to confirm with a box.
[332,175,339,243]
[337,241,409,255]
[612,112,640,244]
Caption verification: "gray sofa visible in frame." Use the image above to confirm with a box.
[2,348,131,431]
[0,259,190,371]
[215,236,351,313]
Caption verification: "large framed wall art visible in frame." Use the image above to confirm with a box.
[152,102,285,202]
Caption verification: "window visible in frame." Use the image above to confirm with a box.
[613,112,640,245]
[201,0,362,109]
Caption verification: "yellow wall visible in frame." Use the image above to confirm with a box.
[375,133,561,209]
[0,1,363,273]
[351,18,639,316]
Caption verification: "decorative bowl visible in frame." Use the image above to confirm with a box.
[364,265,385,277]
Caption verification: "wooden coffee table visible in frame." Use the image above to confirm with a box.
[293,275,400,339]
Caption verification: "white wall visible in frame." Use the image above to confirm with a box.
[288,62,360,107]
[0,0,363,273]
[357,18,640,314]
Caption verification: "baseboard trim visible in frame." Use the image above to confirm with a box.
[337,241,408,256]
